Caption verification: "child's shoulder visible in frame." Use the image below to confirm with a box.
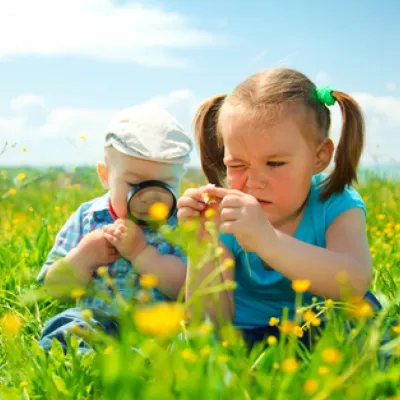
[310,174,366,228]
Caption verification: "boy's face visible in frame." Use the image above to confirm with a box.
[97,147,183,219]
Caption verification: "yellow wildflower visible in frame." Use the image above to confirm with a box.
[326,299,334,307]
[204,208,216,219]
[223,258,235,269]
[82,309,93,321]
[104,345,114,355]
[182,348,198,363]
[198,321,214,335]
[96,266,108,277]
[149,202,169,221]
[282,358,299,373]
[267,336,278,346]
[71,287,86,300]
[217,355,229,364]
[0,311,24,337]
[139,274,158,289]
[17,173,26,180]
[200,346,212,357]
[322,347,342,364]
[294,326,304,338]
[134,302,185,339]
[304,379,319,395]
[292,279,311,293]
[272,362,279,370]
[269,317,280,326]
[318,366,329,375]
[279,320,296,334]
[347,296,374,319]
[8,188,17,196]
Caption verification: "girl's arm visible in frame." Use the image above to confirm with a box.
[259,208,373,299]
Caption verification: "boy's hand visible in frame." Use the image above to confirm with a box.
[76,229,120,269]
[103,219,148,262]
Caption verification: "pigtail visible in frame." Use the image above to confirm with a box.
[193,94,227,187]
[321,91,365,200]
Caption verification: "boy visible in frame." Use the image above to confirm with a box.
[37,104,193,352]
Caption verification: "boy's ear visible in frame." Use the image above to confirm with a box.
[97,162,109,189]
[314,138,334,174]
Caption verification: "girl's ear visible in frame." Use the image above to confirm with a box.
[97,162,109,189]
[315,138,334,174]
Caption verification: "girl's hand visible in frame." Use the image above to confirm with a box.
[177,186,221,237]
[203,186,276,253]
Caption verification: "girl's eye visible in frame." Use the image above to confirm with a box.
[267,161,285,167]
[228,165,244,169]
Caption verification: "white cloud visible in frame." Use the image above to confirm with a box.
[385,81,397,92]
[0,89,200,166]
[0,0,219,67]
[10,95,45,112]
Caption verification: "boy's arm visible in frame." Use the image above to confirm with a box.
[133,246,186,300]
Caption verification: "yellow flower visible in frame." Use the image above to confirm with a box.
[149,202,169,221]
[272,362,280,370]
[326,299,334,307]
[96,266,108,277]
[292,279,311,293]
[303,310,321,326]
[23,147,27,152]
[223,258,235,269]
[71,287,86,300]
[304,379,319,395]
[222,340,229,348]
[79,134,86,140]
[82,309,93,321]
[318,366,329,375]
[8,188,17,196]
[204,208,216,219]
[281,358,299,373]
[347,296,374,319]
[198,321,214,336]
[392,325,400,334]
[279,320,296,334]
[0,311,24,337]
[294,326,304,338]
[202,193,217,205]
[19,381,28,389]
[104,345,114,355]
[322,347,342,364]
[269,317,280,326]
[182,348,198,363]
[267,336,278,346]
[139,274,158,289]
[17,173,26,180]
[134,302,185,339]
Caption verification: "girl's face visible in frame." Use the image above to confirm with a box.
[220,107,330,228]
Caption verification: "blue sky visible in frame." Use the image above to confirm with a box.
[0,0,399,168]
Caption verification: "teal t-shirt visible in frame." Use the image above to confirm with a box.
[219,174,366,330]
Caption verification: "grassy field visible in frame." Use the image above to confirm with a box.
[0,166,399,400]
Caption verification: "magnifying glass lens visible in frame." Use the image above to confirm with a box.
[129,186,174,222]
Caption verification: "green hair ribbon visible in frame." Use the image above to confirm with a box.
[314,85,336,106]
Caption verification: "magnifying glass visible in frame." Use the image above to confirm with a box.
[126,180,177,226]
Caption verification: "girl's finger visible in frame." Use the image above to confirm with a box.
[177,208,201,220]
[220,207,238,222]
[220,194,243,209]
[177,196,206,211]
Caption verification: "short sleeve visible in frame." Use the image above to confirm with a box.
[325,185,366,229]
[219,232,241,258]
[36,207,84,284]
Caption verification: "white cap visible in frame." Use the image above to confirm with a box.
[104,104,193,164]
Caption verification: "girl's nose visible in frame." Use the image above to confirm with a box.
[246,169,267,189]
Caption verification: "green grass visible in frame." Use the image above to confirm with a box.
[0,166,399,400]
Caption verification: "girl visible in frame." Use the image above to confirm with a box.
[178,67,382,348]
